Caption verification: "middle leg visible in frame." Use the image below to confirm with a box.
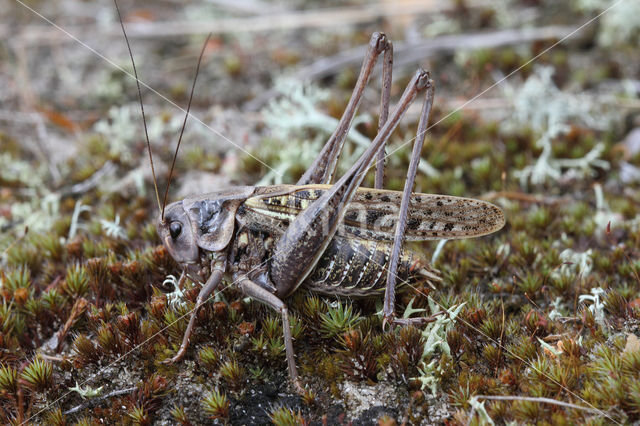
[237,276,304,393]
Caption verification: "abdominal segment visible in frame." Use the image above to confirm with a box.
[303,235,429,297]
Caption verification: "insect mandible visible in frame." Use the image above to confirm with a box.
[116,4,505,393]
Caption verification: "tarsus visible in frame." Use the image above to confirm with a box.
[113,0,162,215]
[161,33,213,221]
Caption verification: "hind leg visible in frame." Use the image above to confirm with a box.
[270,70,433,299]
[298,33,393,185]
[374,42,393,189]
[383,83,437,327]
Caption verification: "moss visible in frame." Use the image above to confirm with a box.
[269,405,306,426]
[201,388,230,420]
[19,357,53,393]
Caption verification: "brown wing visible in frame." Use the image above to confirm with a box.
[244,184,505,242]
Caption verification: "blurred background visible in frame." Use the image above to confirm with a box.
[2,0,638,222]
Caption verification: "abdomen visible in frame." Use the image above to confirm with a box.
[303,235,434,297]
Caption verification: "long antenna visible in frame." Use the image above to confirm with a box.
[113,0,162,215]
[161,33,212,221]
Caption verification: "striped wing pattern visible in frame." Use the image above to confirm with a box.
[245,184,505,242]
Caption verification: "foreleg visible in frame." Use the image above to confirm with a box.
[165,257,225,363]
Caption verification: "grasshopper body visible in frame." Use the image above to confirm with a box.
[113,15,505,391]
[161,184,502,299]
[159,182,503,392]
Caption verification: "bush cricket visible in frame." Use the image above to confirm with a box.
[115,3,505,393]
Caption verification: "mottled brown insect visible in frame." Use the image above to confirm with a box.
[116,2,504,392]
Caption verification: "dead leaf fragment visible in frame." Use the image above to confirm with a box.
[624,333,640,354]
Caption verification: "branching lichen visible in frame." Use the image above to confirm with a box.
[503,66,612,186]
[415,298,465,395]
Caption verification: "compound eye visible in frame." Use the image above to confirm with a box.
[169,222,182,239]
